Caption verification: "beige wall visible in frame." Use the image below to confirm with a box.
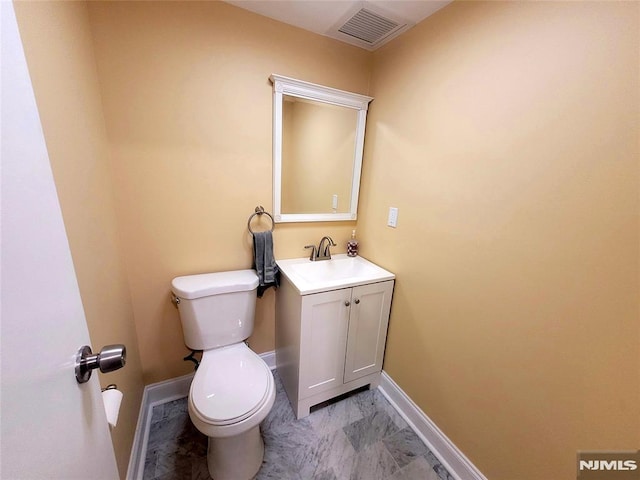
[13,2,145,478]
[15,1,639,478]
[85,0,372,384]
[359,2,640,479]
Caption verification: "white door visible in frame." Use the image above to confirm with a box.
[1,3,120,479]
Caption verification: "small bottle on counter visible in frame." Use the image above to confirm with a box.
[347,230,359,257]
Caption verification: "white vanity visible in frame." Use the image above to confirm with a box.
[275,254,395,418]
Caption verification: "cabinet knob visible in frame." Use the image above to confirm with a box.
[344,301,350,307]
[354,299,360,304]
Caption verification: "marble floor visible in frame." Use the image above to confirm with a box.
[143,371,454,480]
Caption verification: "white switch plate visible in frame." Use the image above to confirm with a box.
[387,207,398,228]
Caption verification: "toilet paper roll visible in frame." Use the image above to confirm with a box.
[102,388,123,428]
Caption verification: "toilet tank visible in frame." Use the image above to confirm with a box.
[171,270,259,350]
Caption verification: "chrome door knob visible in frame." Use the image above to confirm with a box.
[75,344,127,384]
[97,345,127,373]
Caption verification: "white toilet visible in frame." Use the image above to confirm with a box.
[171,269,275,480]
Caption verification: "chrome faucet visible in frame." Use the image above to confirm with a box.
[318,236,336,260]
[305,236,337,261]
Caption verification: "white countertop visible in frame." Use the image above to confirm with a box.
[277,254,395,295]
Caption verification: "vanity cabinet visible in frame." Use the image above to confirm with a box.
[276,276,394,418]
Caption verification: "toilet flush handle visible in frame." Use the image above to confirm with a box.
[75,344,127,384]
[170,293,181,308]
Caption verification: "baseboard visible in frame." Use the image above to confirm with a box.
[126,350,276,480]
[378,371,487,480]
[259,349,276,370]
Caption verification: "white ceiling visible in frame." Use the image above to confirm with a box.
[224,0,453,50]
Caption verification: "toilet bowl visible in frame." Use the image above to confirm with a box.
[171,270,275,480]
[189,344,275,479]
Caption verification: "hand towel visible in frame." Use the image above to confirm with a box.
[252,231,279,298]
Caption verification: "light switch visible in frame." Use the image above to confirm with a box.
[387,207,398,228]
[332,194,338,210]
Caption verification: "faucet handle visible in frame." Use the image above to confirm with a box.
[304,244,317,261]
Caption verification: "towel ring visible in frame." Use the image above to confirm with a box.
[247,206,274,234]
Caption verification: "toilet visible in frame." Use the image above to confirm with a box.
[171,269,275,480]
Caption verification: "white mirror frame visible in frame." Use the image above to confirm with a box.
[270,74,373,223]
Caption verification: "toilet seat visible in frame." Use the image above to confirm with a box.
[190,343,271,426]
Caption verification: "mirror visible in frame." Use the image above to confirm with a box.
[271,74,373,223]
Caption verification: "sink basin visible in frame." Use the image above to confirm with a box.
[277,254,395,295]
[291,257,382,283]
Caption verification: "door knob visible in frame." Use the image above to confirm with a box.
[75,344,126,384]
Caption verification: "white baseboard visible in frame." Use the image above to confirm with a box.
[378,371,487,480]
[259,349,276,370]
[126,350,276,480]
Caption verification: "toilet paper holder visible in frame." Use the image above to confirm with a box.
[75,344,126,384]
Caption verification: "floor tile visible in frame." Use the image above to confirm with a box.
[142,369,455,480]
[387,456,441,480]
[426,450,456,480]
[433,461,456,480]
[383,426,431,468]
[260,417,321,479]
[343,409,402,452]
[310,427,357,477]
[307,393,365,436]
[348,441,399,480]
[312,469,339,480]
[260,378,297,435]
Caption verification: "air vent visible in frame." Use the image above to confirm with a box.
[338,8,402,45]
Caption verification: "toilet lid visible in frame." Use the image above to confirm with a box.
[190,343,270,425]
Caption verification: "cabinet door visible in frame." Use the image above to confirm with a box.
[299,288,352,399]
[344,280,394,383]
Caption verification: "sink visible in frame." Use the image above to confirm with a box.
[291,257,379,282]
[277,254,395,295]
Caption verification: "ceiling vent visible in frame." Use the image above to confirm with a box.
[329,6,411,51]
[339,8,399,44]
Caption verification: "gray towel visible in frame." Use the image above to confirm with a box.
[252,231,279,297]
